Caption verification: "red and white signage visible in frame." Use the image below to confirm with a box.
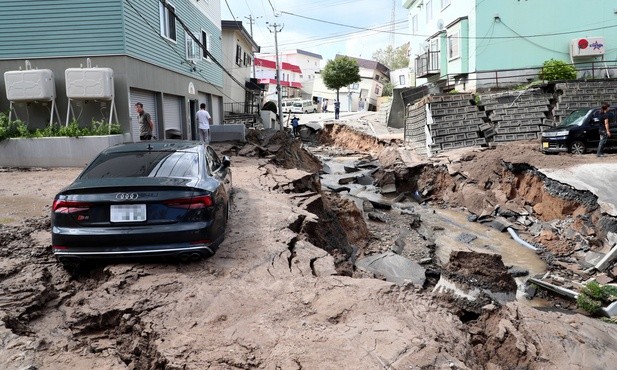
[570,37,605,57]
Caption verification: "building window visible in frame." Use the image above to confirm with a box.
[441,0,451,9]
[352,83,360,90]
[159,2,176,41]
[411,15,418,34]
[375,86,381,95]
[448,31,460,59]
[426,0,433,23]
[399,75,406,86]
[185,32,199,62]
[235,44,242,66]
[201,30,211,60]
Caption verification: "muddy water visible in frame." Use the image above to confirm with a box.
[317,153,547,302]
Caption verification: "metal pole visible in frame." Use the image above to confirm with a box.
[267,22,284,131]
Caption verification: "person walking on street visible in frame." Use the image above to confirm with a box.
[597,101,612,157]
[136,102,154,140]
[334,100,340,120]
[322,99,328,113]
[196,103,212,144]
[291,115,300,137]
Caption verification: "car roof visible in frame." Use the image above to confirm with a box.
[103,140,203,154]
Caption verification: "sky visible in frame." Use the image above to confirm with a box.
[221,0,409,64]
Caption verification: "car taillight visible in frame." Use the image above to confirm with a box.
[53,200,91,214]
[164,195,213,209]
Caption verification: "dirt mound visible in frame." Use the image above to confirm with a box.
[319,123,389,154]
[443,251,517,294]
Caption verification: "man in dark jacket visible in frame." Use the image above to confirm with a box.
[597,101,612,157]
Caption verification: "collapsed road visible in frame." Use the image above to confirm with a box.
[1,124,617,370]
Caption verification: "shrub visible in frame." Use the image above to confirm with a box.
[539,59,577,81]
[577,280,617,316]
[0,114,121,141]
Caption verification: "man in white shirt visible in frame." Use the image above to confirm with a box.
[196,103,212,143]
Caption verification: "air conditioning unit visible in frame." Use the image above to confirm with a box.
[570,37,605,57]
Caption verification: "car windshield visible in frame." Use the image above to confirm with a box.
[558,109,591,127]
[80,150,199,179]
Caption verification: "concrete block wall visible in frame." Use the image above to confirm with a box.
[404,100,429,155]
[553,80,617,122]
[478,90,553,143]
[404,80,617,156]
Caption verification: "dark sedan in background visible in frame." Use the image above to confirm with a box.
[51,141,232,267]
[541,107,617,154]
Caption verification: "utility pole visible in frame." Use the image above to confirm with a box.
[244,14,261,79]
[267,22,284,131]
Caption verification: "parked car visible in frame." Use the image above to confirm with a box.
[51,141,232,268]
[291,100,318,114]
[541,107,617,154]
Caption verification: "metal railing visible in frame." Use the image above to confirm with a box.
[415,51,440,77]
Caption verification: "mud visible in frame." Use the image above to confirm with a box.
[1,128,617,369]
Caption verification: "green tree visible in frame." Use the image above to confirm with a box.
[372,43,410,70]
[321,56,361,101]
[539,59,577,81]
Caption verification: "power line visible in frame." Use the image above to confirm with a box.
[124,0,242,103]
[280,10,617,40]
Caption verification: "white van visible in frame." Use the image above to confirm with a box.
[281,99,295,113]
[291,100,318,114]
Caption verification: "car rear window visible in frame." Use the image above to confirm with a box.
[80,151,200,179]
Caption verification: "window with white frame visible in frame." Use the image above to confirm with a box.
[159,2,176,41]
[399,75,406,86]
[441,0,451,9]
[185,32,199,62]
[448,31,460,59]
[411,14,418,34]
[426,0,433,23]
[201,30,211,60]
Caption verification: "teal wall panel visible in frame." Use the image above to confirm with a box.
[475,0,617,71]
[123,0,224,87]
[0,0,124,58]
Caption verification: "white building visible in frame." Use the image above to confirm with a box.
[313,55,390,112]
[390,67,414,88]
[257,49,322,97]
[254,57,304,103]
[221,20,260,114]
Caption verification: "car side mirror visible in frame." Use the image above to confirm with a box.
[222,156,231,168]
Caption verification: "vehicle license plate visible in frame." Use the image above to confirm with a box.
[542,142,549,148]
[110,204,146,222]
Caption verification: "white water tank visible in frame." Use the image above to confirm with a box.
[4,69,56,102]
[65,67,114,100]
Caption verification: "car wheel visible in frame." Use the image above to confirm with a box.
[570,141,586,155]
[313,109,317,113]
[304,110,308,114]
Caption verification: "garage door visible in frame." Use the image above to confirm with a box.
[130,88,158,142]
[162,94,182,138]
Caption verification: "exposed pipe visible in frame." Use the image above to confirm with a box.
[507,227,539,251]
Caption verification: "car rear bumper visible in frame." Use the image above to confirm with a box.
[52,239,221,260]
[51,221,223,260]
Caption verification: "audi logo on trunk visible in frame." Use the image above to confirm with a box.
[116,193,139,200]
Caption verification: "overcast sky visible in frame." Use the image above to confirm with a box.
[221,0,409,63]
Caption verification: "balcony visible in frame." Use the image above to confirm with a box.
[415,51,440,77]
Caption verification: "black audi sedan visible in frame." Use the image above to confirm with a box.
[51,141,232,267]
[541,107,617,154]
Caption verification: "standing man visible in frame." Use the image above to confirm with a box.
[334,100,340,120]
[597,101,612,157]
[196,103,212,144]
[291,115,300,137]
[135,102,154,140]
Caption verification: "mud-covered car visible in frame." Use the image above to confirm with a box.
[541,107,617,154]
[51,141,232,267]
